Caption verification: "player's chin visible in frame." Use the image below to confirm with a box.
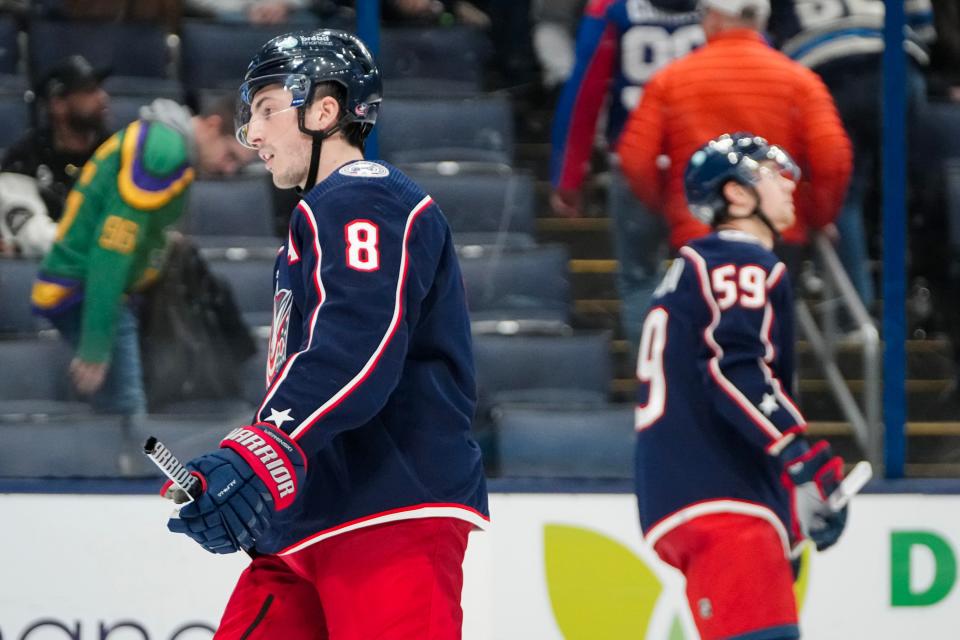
[777,210,796,231]
[269,171,298,190]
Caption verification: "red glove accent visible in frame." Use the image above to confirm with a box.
[220,423,307,511]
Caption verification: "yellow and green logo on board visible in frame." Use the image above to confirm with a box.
[543,525,811,640]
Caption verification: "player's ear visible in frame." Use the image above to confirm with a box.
[306,95,340,131]
[722,180,752,208]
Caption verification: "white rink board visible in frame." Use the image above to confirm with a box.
[0,494,494,640]
[488,493,960,639]
[1,492,959,639]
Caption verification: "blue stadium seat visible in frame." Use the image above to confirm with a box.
[128,414,242,476]
[102,77,185,131]
[0,73,27,97]
[206,254,276,328]
[0,257,43,336]
[945,159,960,254]
[180,21,290,92]
[470,330,612,475]
[380,27,491,94]
[0,337,91,421]
[459,244,571,330]
[473,331,612,409]
[102,75,183,98]
[194,236,285,253]
[0,417,128,478]
[0,94,31,151]
[179,19,355,93]
[183,175,276,238]
[453,231,537,250]
[28,20,170,80]
[0,15,19,75]
[409,168,535,241]
[913,101,960,167]
[378,96,514,166]
[106,95,154,132]
[0,403,240,479]
[493,404,634,478]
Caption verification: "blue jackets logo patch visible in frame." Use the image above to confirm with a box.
[267,288,294,385]
[339,161,389,178]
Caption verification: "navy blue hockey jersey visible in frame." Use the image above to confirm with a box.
[252,160,489,555]
[769,0,935,69]
[551,0,703,192]
[634,231,805,555]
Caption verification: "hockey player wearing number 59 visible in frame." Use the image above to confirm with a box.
[634,133,848,640]
[163,30,489,638]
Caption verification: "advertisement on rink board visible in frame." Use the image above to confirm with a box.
[1,492,959,639]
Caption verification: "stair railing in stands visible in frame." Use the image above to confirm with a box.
[795,233,882,471]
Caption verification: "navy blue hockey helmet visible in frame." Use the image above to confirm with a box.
[235,28,382,148]
[684,132,799,225]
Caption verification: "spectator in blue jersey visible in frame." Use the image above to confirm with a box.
[550,0,704,351]
[163,29,489,638]
[634,133,850,640]
[768,0,936,323]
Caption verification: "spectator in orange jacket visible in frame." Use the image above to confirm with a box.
[617,0,852,262]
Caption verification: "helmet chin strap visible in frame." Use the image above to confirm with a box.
[724,185,781,244]
[750,203,782,244]
[295,107,343,194]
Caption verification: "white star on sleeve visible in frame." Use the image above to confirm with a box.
[266,407,295,427]
[759,393,779,417]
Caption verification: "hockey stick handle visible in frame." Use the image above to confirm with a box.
[143,436,203,503]
[143,436,259,559]
[828,460,873,512]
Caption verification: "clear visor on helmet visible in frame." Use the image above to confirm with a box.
[235,73,311,149]
[754,145,801,182]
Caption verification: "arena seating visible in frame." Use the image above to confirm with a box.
[28,19,170,80]
[0,257,42,336]
[379,26,490,95]
[493,404,634,478]
[474,331,612,407]
[0,94,30,152]
[0,14,18,75]
[205,252,277,329]
[406,166,536,244]
[378,95,514,166]
[0,337,90,421]
[459,244,571,331]
[183,175,276,238]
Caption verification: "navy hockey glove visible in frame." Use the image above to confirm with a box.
[779,437,847,551]
[166,423,306,554]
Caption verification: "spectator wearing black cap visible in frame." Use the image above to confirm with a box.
[1,55,110,222]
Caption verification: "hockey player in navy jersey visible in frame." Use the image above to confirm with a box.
[162,29,488,638]
[634,133,848,640]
